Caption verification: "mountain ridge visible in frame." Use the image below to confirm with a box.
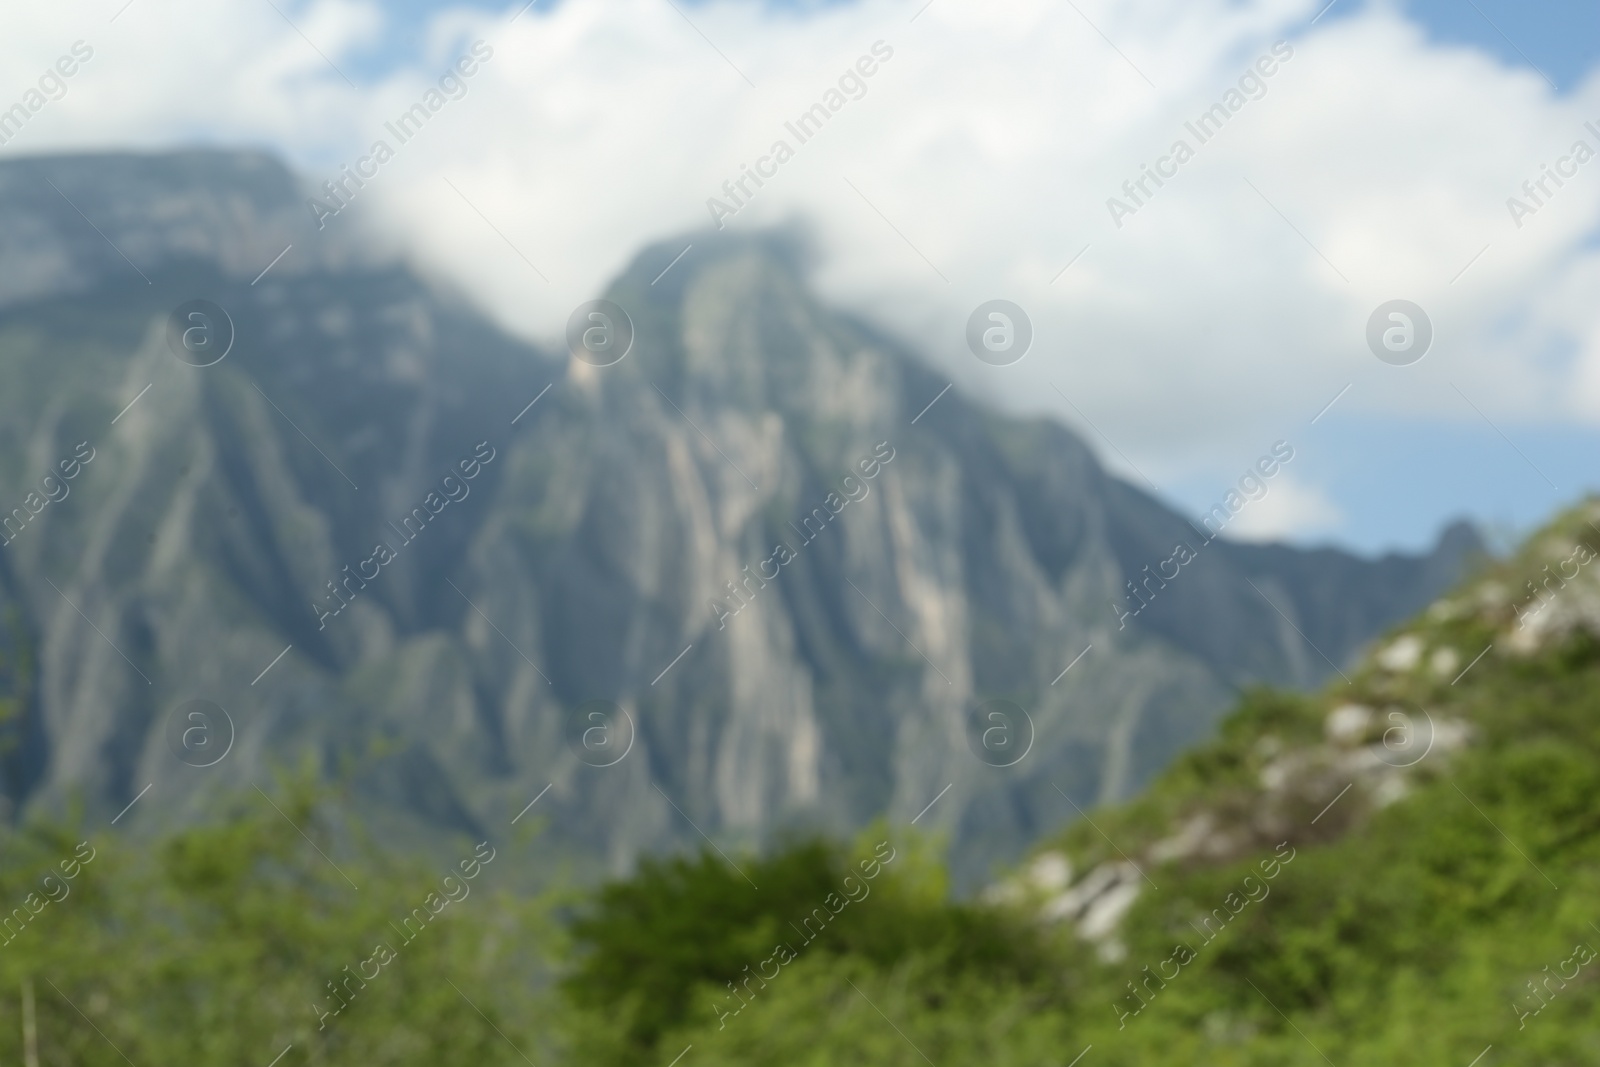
[0,148,1482,886]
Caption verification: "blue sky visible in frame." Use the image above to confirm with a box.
[1162,413,1588,557]
[1367,0,1600,92]
[341,0,1600,91]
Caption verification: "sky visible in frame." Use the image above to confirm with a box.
[2,0,1599,556]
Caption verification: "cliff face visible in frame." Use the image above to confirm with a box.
[0,150,1479,885]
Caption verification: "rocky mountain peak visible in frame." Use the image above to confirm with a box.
[0,149,1484,889]
[0,150,386,310]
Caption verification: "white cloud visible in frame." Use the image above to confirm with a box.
[1222,473,1344,542]
[4,0,1600,521]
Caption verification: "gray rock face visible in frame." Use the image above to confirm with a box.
[0,151,1480,887]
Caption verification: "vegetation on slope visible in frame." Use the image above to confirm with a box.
[557,500,1600,1067]
[4,502,1600,1065]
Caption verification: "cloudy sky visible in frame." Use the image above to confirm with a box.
[3,0,1598,554]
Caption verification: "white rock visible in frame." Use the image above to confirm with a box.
[1148,813,1214,865]
[1428,599,1460,622]
[1027,851,1072,892]
[1376,635,1424,672]
[1477,582,1510,610]
[1040,862,1125,924]
[1079,879,1141,940]
[1506,622,1541,655]
[1259,752,1304,791]
[1429,647,1460,678]
[1096,938,1128,963]
[1200,831,1238,860]
[1325,704,1372,746]
[1433,716,1472,752]
[1039,892,1079,923]
[1371,774,1407,808]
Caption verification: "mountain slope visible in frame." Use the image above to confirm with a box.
[562,501,1600,1067]
[966,499,1600,1065]
[0,149,1478,884]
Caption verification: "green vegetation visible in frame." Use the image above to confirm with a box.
[559,831,1059,1067]
[0,776,556,1066]
[5,504,1600,1065]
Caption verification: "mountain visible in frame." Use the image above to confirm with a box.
[959,498,1600,1063]
[551,500,1600,1067]
[0,149,1482,886]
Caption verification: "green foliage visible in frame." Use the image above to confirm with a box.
[676,953,1079,1067]
[559,828,1060,1064]
[0,775,556,1066]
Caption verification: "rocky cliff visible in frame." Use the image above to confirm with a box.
[0,150,1481,886]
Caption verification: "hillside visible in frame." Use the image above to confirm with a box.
[0,149,1478,885]
[551,500,1600,1067]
